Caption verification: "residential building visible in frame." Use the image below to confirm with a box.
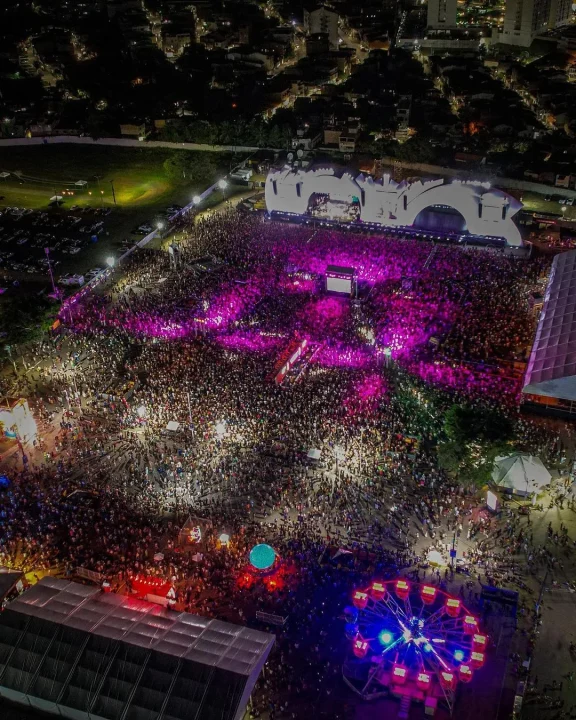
[291,127,323,150]
[306,32,330,56]
[500,0,572,47]
[427,0,458,29]
[120,122,146,137]
[304,6,339,50]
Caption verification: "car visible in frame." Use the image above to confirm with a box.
[558,197,567,204]
[86,267,103,278]
[544,195,553,201]
[566,198,574,206]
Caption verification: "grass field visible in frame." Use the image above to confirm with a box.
[0,144,235,304]
[0,145,192,209]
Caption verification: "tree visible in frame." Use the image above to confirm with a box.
[437,441,467,474]
[0,295,56,354]
[444,404,513,445]
[163,151,219,185]
[440,404,514,486]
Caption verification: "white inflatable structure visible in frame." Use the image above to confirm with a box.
[264,167,523,246]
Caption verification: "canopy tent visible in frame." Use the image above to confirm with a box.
[523,251,576,403]
[307,448,321,460]
[492,453,551,497]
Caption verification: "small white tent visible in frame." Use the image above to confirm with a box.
[492,454,551,497]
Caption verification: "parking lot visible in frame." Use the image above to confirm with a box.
[0,201,185,294]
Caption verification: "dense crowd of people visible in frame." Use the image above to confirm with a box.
[0,211,571,719]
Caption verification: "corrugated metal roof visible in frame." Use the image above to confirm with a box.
[523,250,576,401]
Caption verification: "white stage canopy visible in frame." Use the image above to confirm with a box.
[492,453,551,496]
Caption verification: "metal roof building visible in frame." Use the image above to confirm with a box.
[523,250,576,416]
[0,577,274,720]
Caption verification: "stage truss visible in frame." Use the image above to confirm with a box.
[343,579,487,715]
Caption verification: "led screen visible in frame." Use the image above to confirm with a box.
[327,276,352,294]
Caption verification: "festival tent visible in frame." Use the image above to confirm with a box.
[492,453,551,496]
[523,251,576,408]
[0,578,274,720]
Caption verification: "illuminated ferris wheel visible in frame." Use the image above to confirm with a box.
[343,579,487,715]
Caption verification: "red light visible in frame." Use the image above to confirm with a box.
[417,671,431,689]
[459,664,473,682]
[471,651,485,668]
[445,597,461,617]
[421,585,437,603]
[371,582,386,600]
[441,671,455,688]
[395,580,409,598]
[473,633,487,648]
[353,591,368,609]
[353,639,368,658]
[392,665,407,684]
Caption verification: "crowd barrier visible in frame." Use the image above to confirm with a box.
[75,566,103,583]
[255,610,288,626]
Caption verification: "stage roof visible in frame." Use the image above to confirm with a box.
[524,250,576,401]
[326,265,355,276]
[0,577,274,720]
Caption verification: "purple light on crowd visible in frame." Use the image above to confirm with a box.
[344,372,389,417]
[314,343,374,369]
[298,296,349,334]
[217,331,286,353]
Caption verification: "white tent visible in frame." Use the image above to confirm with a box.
[307,448,321,460]
[492,454,551,497]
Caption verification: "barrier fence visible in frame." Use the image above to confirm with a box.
[75,567,103,584]
[255,610,288,626]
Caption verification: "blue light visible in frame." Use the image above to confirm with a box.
[249,544,276,570]
[379,630,393,645]
[454,650,465,662]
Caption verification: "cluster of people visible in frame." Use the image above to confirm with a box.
[0,210,570,719]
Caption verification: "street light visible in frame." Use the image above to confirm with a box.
[106,256,115,268]
[218,179,228,190]
[562,206,567,214]
[157,221,164,229]
[192,195,201,205]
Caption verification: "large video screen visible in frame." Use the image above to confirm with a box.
[327,276,352,295]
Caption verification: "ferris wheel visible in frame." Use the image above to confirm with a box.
[342,579,487,715]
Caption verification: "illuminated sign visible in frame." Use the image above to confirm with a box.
[486,490,498,511]
[188,526,202,543]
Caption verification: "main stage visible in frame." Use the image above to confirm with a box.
[265,166,523,247]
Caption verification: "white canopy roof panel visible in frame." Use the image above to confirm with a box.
[523,250,576,401]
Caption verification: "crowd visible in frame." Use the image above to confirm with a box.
[0,210,570,719]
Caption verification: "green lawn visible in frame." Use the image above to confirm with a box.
[0,145,203,209]
[0,145,233,285]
